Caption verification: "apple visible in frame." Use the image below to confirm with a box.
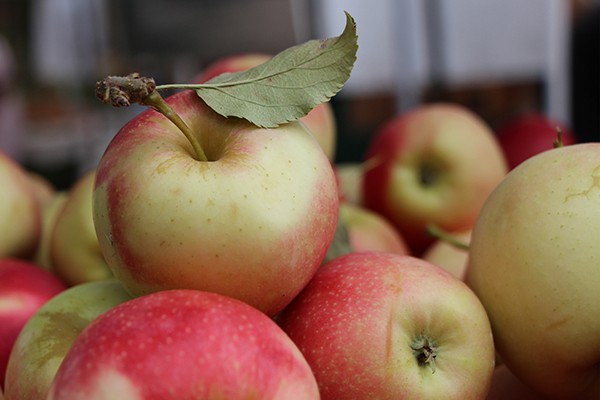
[47,289,320,399]
[465,143,600,398]
[421,228,471,280]
[362,103,508,256]
[0,150,41,259]
[0,258,66,389]
[50,170,111,285]
[278,252,496,399]
[4,280,132,400]
[32,192,67,271]
[339,201,409,255]
[195,53,338,161]
[496,112,577,170]
[93,88,339,317]
[486,364,548,400]
[25,172,56,208]
[335,162,364,204]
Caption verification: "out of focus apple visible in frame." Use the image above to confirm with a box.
[93,89,339,317]
[496,112,577,170]
[32,192,67,271]
[422,228,471,280]
[339,202,409,255]
[278,252,495,399]
[195,53,338,161]
[362,103,508,256]
[335,162,364,204]
[486,364,548,400]
[466,143,600,398]
[0,151,41,258]
[4,280,132,400]
[25,172,56,208]
[0,258,66,389]
[48,289,319,399]
[50,170,111,285]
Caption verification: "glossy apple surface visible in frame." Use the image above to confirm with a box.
[48,289,319,400]
[50,170,111,285]
[195,53,338,160]
[496,112,577,170]
[278,252,495,399]
[362,103,507,256]
[466,143,600,398]
[4,280,131,400]
[0,151,41,258]
[93,89,339,316]
[0,258,66,389]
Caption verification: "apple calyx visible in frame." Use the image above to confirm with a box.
[95,73,208,162]
[419,162,441,186]
[411,335,438,374]
[425,224,470,250]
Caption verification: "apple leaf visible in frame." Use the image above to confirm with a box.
[193,12,358,128]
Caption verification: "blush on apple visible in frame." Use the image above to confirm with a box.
[495,112,577,170]
[362,103,508,256]
[47,289,320,399]
[278,251,495,399]
[0,258,66,389]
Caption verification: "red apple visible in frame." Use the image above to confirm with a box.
[496,112,577,170]
[339,201,409,255]
[0,151,41,259]
[278,252,496,399]
[93,89,339,317]
[195,53,338,161]
[0,258,66,389]
[48,289,320,399]
[362,103,508,255]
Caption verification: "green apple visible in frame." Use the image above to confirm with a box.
[465,143,600,398]
[3,280,131,400]
[33,192,67,271]
[0,151,41,258]
[93,89,339,316]
[335,162,364,204]
[50,170,111,285]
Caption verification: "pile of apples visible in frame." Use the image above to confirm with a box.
[1,53,598,400]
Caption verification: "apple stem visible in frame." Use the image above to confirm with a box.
[425,224,470,251]
[95,73,208,162]
[411,336,437,374]
[553,126,564,148]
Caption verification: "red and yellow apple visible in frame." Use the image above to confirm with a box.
[421,228,471,280]
[48,289,320,399]
[362,103,508,255]
[466,143,600,398]
[278,252,496,399]
[93,89,339,316]
[195,53,338,161]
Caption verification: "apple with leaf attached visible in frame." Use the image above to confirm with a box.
[91,12,357,316]
[195,53,338,161]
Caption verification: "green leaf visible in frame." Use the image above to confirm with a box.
[194,11,358,128]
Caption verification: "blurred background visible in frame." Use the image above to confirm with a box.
[0,0,598,189]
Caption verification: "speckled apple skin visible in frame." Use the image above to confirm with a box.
[93,89,339,317]
[48,289,320,400]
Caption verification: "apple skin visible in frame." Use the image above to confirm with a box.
[486,365,548,400]
[0,258,66,389]
[195,53,338,161]
[362,103,508,256]
[47,289,320,400]
[339,202,409,255]
[50,170,111,285]
[278,252,495,400]
[421,229,471,280]
[4,280,131,400]
[93,89,339,317]
[465,143,600,399]
[335,162,364,204]
[0,151,41,259]
[32,192,67,271]
[496,112,577,170]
